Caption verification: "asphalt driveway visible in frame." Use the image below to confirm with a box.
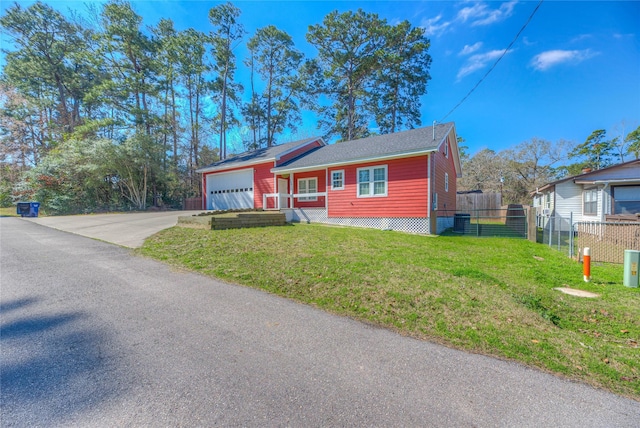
[2,217,639,426]
[23,210,204,248]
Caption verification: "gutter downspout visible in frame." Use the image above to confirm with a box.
[600,182,610,220]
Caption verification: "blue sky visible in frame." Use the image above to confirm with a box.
[2,1,639,156]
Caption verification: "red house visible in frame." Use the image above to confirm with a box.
[197,122,461,234]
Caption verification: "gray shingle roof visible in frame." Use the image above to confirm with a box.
[272,122,455,172]
[196,137,322,173]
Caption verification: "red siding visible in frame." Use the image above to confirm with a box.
[328,156,429,218]
[433,135,457,217]
[293,170,326,208]
[276,140,323,166]
[253,161,275,209]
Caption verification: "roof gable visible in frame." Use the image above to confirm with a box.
[531,159,640,195]
[196,137,324,173]
[574,159,640,183]
[272,122,456,173]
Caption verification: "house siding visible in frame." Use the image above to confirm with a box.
[253,161,275,209]
[555,181,584,221]
[433,136,457,216]
[328,156,429,218]
[276,140,323,166]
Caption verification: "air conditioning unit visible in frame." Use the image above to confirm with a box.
[542,208,551,216]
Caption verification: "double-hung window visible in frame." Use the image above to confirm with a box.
[331,170,344,190]
[583,188,598,216]
[357,165,387,197]
[298,178,317,201]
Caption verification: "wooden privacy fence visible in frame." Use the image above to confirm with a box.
[456,193,502,217]
[574,222,640,264]
[183,197,203,210]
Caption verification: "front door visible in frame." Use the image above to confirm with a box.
[278,178,289,209]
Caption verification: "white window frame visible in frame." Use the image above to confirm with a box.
[445,173,449,192]
[298,177,317,201]
[444,141,449,158]
[583,187,598,216]
[357,165,388,198]
[331,170,344,191]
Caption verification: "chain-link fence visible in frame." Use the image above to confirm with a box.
[572,221,640,263]
[452,207,528,238]
[538,215,573,256]
[538,214,640,263]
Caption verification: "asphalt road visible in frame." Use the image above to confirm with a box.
[1,218,638,427]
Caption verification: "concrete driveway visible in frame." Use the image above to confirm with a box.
[24,211,204,248]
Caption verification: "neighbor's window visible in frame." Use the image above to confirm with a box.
[298,178,317,201]
[331,170,344,190]
[613,185,640,215]
[357,165,387,197]
[583,188,598,216]
[444,141,449,158]
[445,173,449,192]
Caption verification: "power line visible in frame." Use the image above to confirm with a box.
[439,0,544,123]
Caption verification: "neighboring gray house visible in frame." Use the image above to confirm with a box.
[532,160,640,225]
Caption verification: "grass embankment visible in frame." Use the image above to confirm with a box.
[140,223,639,399]
[0,207,19,217]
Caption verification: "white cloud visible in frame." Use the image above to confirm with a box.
[530,49,599,71]
[457,3,487,23]
[457,1,518,26]
[570,34,593,43]
[522,36,535,46]
[459,42,483,56]
[457,49,508,79]
[421,14,452,37]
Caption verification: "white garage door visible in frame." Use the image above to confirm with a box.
[206,169,254,210]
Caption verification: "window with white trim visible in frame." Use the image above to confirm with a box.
[331,170,344,190]
[445,173,449,192]
[583,188,598,216]
[357,165,387,197]
[298,178,317,201]
[444,141,449,158]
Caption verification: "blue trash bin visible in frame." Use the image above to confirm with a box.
[16,202,40,217]
[30,202,40,217]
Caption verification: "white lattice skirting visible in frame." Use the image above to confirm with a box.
[283,208,434,234]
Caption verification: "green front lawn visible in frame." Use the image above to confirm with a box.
[139,223,640,399]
